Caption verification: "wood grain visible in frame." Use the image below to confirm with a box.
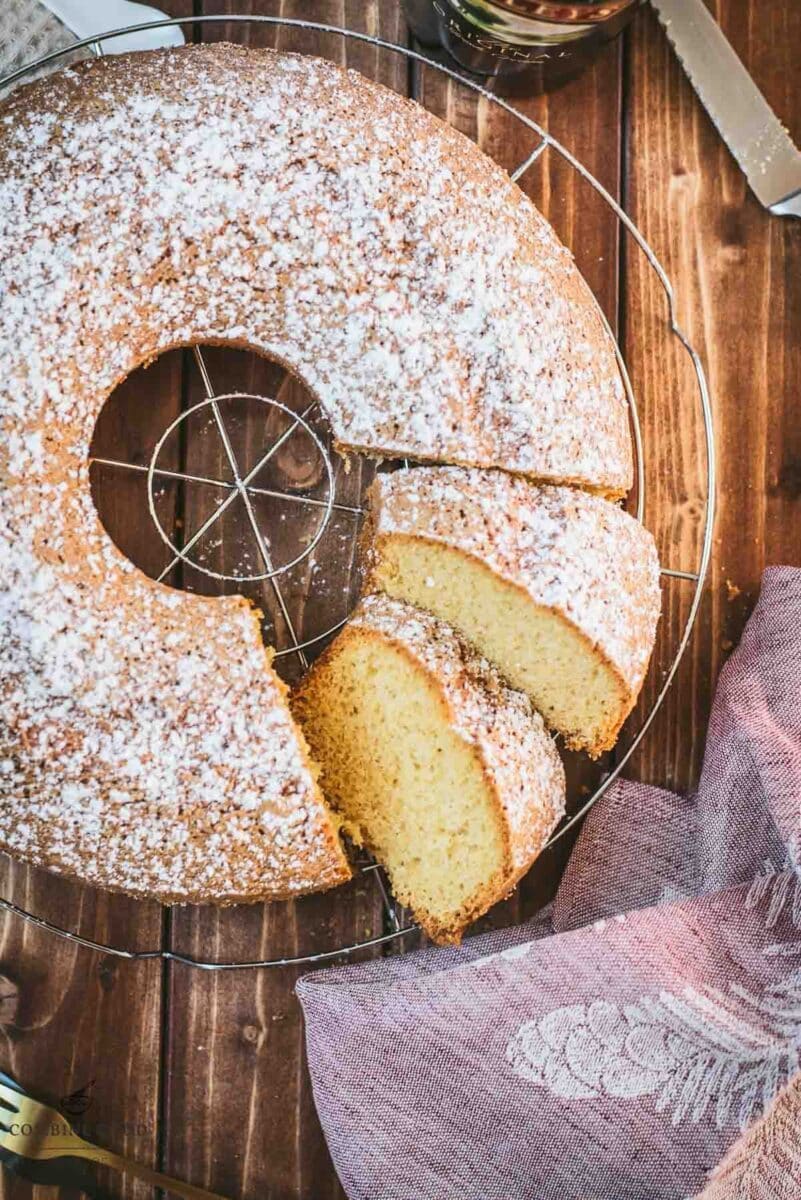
[623,0,801,793]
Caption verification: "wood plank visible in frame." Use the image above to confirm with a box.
[412,37,624,926]
[623,0,801,794]
[160,8,407,1199]
[0,869,164,1200]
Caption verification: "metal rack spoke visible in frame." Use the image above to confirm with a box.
[510,138,549,182]
[189,347,310,668]
[90,457,362,515]
[661,568,700,581]
[246,486,362,517]
[91,456,231,491]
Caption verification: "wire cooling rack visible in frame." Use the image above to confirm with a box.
[0,15,715,970]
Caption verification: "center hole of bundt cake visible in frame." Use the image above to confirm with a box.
[145,392,333,584]
[89,343,372,684]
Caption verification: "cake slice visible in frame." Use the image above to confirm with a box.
[292,595,565,943]
[363,466,661,757]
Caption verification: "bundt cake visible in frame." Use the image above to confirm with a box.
[0,42,633,908]
[292,595,566,943]
[363,467,661,757]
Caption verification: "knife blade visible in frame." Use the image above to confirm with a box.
[651,0,801,218]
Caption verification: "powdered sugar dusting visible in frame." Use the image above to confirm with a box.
[0,475,350,898]
[0,44,631,492]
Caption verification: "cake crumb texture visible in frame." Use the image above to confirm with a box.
[293,595,566,943]
[366,466,661,755]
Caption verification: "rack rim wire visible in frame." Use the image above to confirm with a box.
[0,14,716,970]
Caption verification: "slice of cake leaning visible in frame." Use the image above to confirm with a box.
[292,595,565,943]
[363,466,661,758]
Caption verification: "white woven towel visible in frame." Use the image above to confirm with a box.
[0,0,80,85]
[0,0,184,92]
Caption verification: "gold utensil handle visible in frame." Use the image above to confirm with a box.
[73,1143,230,1200]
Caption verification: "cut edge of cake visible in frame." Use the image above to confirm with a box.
[362,467,661,759]
[292,594,566,944]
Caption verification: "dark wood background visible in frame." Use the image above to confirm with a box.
[1,2,800,1197]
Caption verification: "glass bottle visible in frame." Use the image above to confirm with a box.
[403,0,642,93]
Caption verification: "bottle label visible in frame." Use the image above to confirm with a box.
[432,0,575,64]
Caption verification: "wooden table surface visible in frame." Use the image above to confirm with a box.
[1,2,800,1198]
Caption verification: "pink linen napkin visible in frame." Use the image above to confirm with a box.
[297,566,801,1200]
